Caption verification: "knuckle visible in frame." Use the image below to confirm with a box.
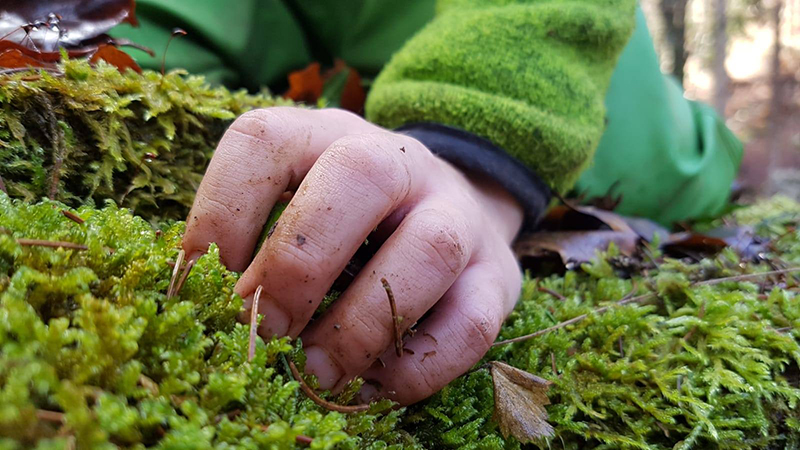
[324,134,411,201]
[406,357,443,397]
[268,238,326,282]
[408,209,471,276]
[228,108,286,142]
[458,302,501,352]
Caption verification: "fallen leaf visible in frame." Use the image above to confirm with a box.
[284,62,323,104]
[0,48,53,69]
[0,0,137,51]
[662,226,767,261]
[552,205,636,233]
[337,61,365,113]
[89,43,140,73]
[515,230,640,269]
[490,361,554,442]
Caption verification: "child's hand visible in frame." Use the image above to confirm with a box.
[183,107,524,405]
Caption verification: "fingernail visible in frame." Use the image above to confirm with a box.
[239,294,292,338]
[357,381,380,403]
[304,346,343,390]
[186,250,204,264]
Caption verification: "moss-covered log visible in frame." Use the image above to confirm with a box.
[0,60,288,221]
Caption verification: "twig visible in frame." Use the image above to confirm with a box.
[138,374,159,396]
[550,352,558,375]
[167,249,185,298]
[295,434,314,445]
[36,409,65,423]
[61,210,84,224]
[493,267,800,347]
[17,238,87,250]
[381,278,403,358]
[172,259,195,298]
[248,286,263,362]
[538,286,566,301]
[493,292,654,347]
[0,174,6,194]
[694,267,800,286]
[287,360,370,413]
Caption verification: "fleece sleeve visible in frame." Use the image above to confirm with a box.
[365,0,637,200]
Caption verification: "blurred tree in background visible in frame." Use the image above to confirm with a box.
[642,0,799,198]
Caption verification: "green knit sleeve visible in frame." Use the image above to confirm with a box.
[365,0,636,193]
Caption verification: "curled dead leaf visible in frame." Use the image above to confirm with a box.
[0,0,137,50]
[515,230,640,269]
[490,361,554,442]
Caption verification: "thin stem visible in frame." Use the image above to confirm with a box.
[36,409,65,423]
[161,28,187,76]
[17,239,87,250]
[287,360,370,413]
[537,286,566,301]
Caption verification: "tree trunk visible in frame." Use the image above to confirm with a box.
[712,0,730,115]
[767,0,784,194]
[661,0,689,84]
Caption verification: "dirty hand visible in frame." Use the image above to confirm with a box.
[183,107,524,405]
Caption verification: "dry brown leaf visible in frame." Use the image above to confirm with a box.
[0,0,137,50]
[490,361,554,442]
[515,230,639,268]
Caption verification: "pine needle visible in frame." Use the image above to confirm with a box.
[248,286,263,362]
[287,359,370,413]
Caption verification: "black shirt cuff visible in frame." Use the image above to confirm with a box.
[396,122,551,233]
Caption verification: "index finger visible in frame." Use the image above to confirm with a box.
[183,107,377,270]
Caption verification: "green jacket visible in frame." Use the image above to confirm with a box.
[112,0,742,226]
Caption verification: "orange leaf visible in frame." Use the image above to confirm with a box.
[284,62,323,104]
[340,64,366,113]
[89,44,141,73]
[0,48,52,69]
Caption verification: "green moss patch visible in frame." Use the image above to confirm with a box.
[0,59,288,221]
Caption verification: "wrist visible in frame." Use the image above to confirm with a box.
[467,171,525,244]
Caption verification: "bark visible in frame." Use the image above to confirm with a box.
[767,0,784,193]
[712,0,731,115]
[661,0,689,84]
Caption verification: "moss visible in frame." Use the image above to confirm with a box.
[0,59,290,221]
[408,203,800,449]
[0,193,413,449]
